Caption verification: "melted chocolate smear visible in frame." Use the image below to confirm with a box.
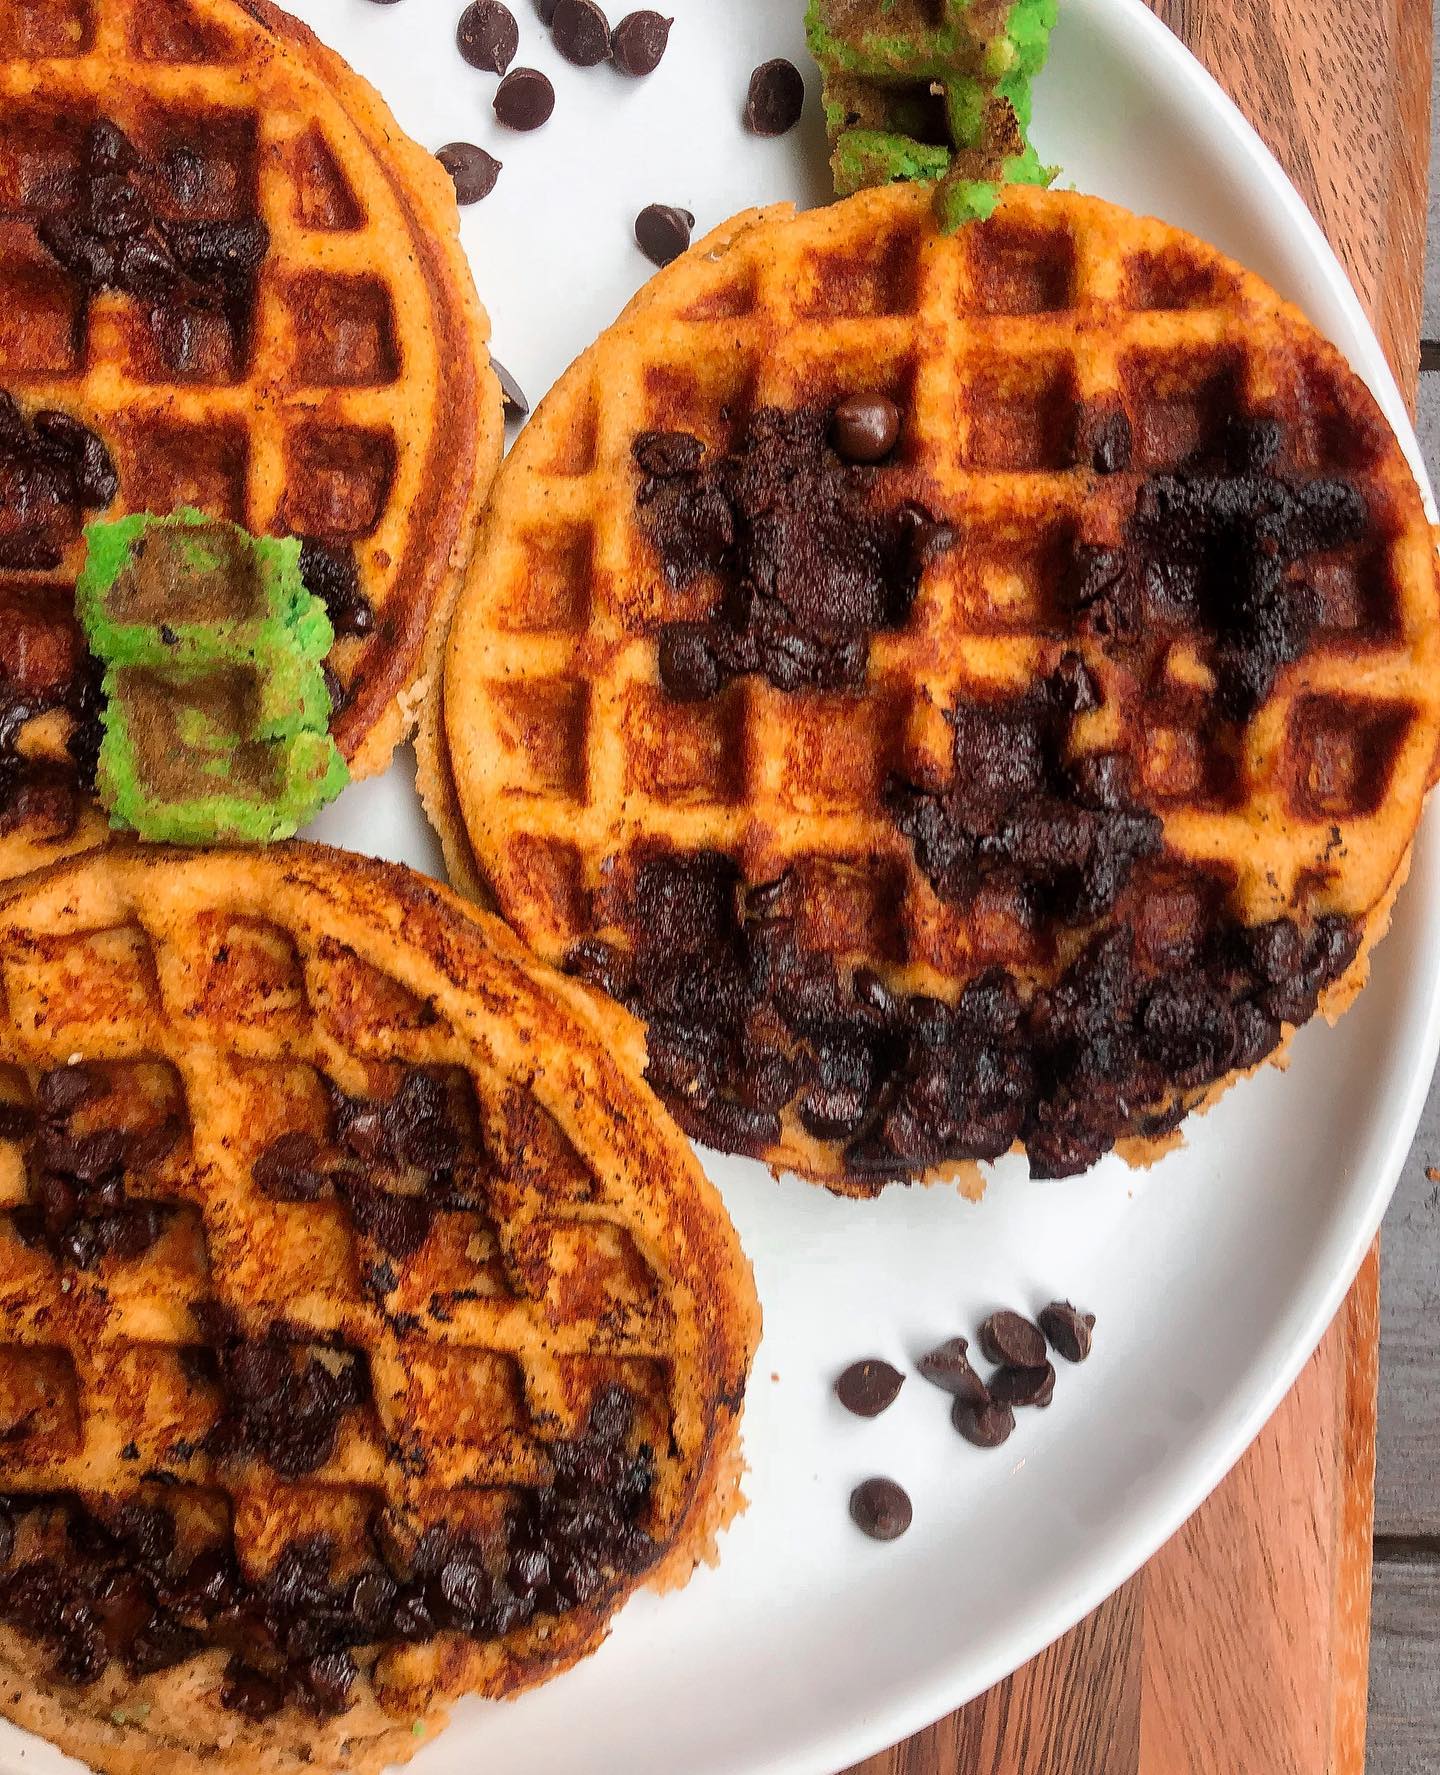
[202,1334,368,1478]
[0,1386,655,1717]
[888,659,1162,925]
[12,1064,180,1269]
[1072,416,1368,720]
[0,392,118,571]
[634,405,951,698]
[297,537,375,640]
[566,849,1360,1180]
[35,121,269,357]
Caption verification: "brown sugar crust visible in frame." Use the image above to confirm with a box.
[0,842,759,1772]
[0,0,503,880]
[427,184,1440,1191]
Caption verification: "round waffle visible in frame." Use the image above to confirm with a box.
[0,0,503,881]
[424,183,1440,1194]
[0,843,758,1775]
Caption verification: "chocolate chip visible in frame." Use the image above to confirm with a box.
[657,624,723,701]
[436,141,502,204]
[611,9,671,74]
[535,0,558,17]
[491,356,529,418]
[952,1398,1016,1447]
[988,1361,1056,1409]
[830,394,900,464]
[834,1358,905,1418]
[976,1309,1047,1369]
[494,66,555,129]
[1039,1300,1095,1363]
[916,1337,988,1407]
[848,1477,912,1541]
[634,430,704,477]
[551,0,610,63]
[456,0,518,71]
[745,58,805,135]
[634,202,694,267]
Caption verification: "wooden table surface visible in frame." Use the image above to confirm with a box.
[847,1,1437,1770]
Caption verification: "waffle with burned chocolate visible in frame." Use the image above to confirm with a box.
[423,184,1440,1191]
[0,0,502,880]
[0,844,758,1775]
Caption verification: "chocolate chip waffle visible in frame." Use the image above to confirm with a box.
[0,844,758,1774]
[423,183,1440,1193]
[0,0,503,881]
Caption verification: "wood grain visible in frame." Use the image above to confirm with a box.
[848,0,1431,1766]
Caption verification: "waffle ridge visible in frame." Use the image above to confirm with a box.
[425,183,1440,1191]
[0,843,758,1774]
[0,0,503,880]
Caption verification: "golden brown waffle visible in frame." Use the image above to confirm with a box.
[0,0,502,881]
[424,183,1440,1194]
[0,843,758,1775]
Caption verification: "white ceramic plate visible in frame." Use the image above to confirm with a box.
[10,1,1439,1771]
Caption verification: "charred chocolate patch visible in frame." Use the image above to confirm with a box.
[888,659,1163,925]
[566,850,1360,1181]
[0,1386,655,1717]
[635,405,950,698]
[35,121,269,363]
[1072,416,1368,719]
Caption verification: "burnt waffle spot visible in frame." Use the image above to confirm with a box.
[797,223,924,319]
[0,1345,80,1452]
[289,126,365,233]
[637,404,949,699]
[4,924,163,1035]
[283,425,396,542]
[187,916,311,1030]
[124,422,249,523]
[282,273,399,389]
[566,848,1362,1179]
[951,518,1078,631]
[1121,346,1243,471]
[967,218,1076,315]
[129,0,239,62]
[0,393,117,569]
[888,661,1163,925]
[1069,416,1370,720]
[503,521,594,632]
[624,686,745,804]
[490,680,589,800]
[963,356,1079,471]
[1123,249,1236,312]
[777,693,900,812]
[1285,695,1413,822]
[0,256,82,375]
[0,0,94,56]
[309,939,439,1040]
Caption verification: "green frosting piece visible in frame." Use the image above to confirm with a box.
[78,510,348,845]
[806,0,1061,231]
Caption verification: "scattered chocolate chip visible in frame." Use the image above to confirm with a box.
[491,356,529,418]
[456,0,519,71]
[551,0,611,63]
[976,1310,1047,1370]
[436,141,502,204]
[952,1398,1016,1448]
[493,66,556,129]
[1039,1300,1096,1363]
[611,9,671,74]
[634,202,694,267]
[745,58,805,136]
[848,1477,912,1541]
[988,1361,1056,1409]
[834,1359,905,1418]
[915,1338,988,1407]
[830,393,901,464]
